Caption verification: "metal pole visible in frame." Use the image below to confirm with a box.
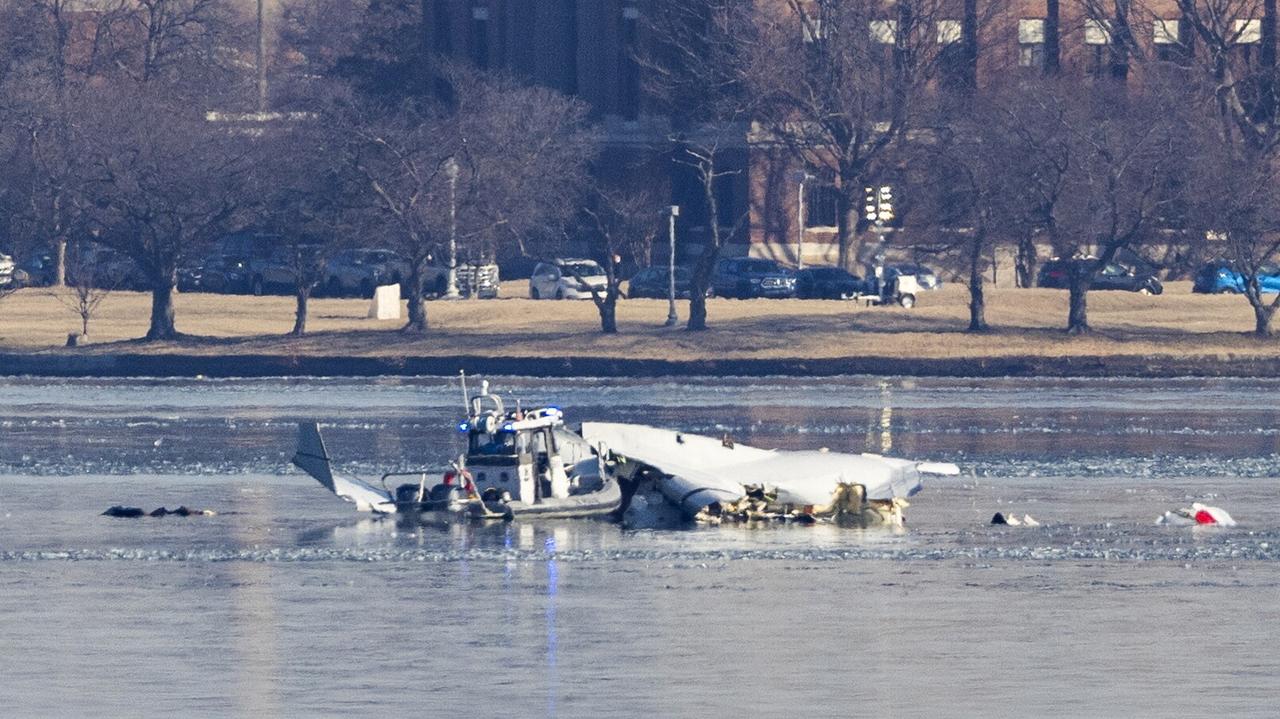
[664,205,679,327]
[797,175,807,270]
[445,159,460,299]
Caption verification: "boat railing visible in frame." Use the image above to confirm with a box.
[380,471,435,499]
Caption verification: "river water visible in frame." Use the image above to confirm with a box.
[1,376,1278,717]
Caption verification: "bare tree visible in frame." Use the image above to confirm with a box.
[644,0,757,331]
[576,185,664,334]
[52,241,112,341]
[913,94,1030,331]
[252,115,350,336]
[339,96,457,333]
[0,79,89,289]
[746,0,977,271]
[1118,0,1280,335]
[339,68,594,333]
[1185,134,1280,336]
[1051,83,1190,333]
[78,85,252,341]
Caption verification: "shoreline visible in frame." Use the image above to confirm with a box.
[2,351,1278,379]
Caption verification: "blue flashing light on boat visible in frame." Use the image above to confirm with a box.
[458,422,470,432]
[501,422,515,432]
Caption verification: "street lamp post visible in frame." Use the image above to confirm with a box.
[665,205,679,327]
[444,158,460,299]
[791,169,813,269]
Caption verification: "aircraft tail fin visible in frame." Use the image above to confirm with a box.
[292,422,396,514]
[293,422,337,492]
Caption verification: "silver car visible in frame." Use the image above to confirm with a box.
[0,253,16,286]
[529,259,608,299]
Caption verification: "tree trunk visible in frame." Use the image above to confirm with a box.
[292,287,310,336]
[1246,286,1278,337]
[1253,304,1275,337]
[1066,260,1092,334]
[1016,233,1037,288]
[687,156,722,332]
[1044,0,1060,75]
[404,266,427,333]
[55,237,67,287]
[598,296,618,334]
[687,232,717,331]
[967,236,988,332]
[836,193,859,272]
[146,281,178,340]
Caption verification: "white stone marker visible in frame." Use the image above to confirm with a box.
[368,284,402,320]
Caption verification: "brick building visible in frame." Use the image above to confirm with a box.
[421,1,1273,270]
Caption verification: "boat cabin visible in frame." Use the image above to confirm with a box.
[462,393,572,504]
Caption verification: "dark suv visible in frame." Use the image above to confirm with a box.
[711,258,796,299]
[1037,259,1163,295]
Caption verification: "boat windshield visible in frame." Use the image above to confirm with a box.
[470,430,517,456]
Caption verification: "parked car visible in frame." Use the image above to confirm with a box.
[884,263,940,290]
[627,265,707,299]
[16,250,57,287]
[711,257,796,299]
[529,259,608,299]
[1037,258,1163,295]
[67,245,148,290]
[250,246,329,296]
[179,254,253,294]
[1192,260,1280,294]
[450,261,501,299]
[0,252,18,287]
[322,249,409,298]
[795,266,866,299]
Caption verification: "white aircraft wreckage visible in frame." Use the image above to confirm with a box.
[580,422,959,527]
[290,380,958,528]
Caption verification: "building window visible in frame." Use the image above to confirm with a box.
[1018,19,1045,69]
[869,20,897,45]
[805,179,840,229]
[1153,19,1189,63]
[936,19,967,87]
[1234,18,1261,66]
[470,7,490,69]
[620,5,640,120]
[869,19,897,70]
[1084,18,1112,77]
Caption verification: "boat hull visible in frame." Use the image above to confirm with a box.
[397,479,623,521]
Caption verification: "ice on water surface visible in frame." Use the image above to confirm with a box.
[0,376,1278,717]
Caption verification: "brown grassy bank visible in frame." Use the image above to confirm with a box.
[1,281,1277,376]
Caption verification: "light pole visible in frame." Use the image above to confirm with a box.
[792,170,813,269]
[444,158,460,299]
[665,205,679,327]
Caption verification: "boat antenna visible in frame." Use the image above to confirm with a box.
[459,370,470,411]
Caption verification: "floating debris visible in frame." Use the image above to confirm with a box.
[991,512,1040,527]
[1155,503,1236,527]
[102,505,216,518]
